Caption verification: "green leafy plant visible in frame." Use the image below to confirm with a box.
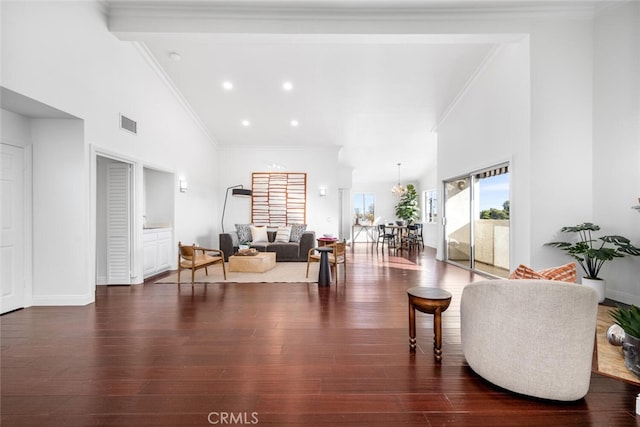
[394,184,420,225]
[610,305,640,338]
[545,222,640,280]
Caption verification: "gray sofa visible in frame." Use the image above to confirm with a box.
[219,229,316,262]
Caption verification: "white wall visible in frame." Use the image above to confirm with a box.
[437,40,530,264]
[144,168,175,227]
[217,146,344,240]
[592,2,640,303]
[2,1,219,303]
[528,19,594,269]
[437,6,640,304]
[31,119,91,304]
[1,109,32,147]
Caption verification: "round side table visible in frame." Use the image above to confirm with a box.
[316,246,333,286]
[407,287,452,361]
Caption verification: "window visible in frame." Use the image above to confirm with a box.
[353,192,375,225]
[423,190,437,223]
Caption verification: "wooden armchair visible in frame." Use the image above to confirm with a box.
[178,242,226,286]
[306,240,347,284]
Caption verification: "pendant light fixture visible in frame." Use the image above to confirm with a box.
[391,163,406,195]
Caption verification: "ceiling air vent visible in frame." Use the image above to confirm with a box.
[119,114,137,135]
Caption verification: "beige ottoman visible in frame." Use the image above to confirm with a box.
[229,252,276,273]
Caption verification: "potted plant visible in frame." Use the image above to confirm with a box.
[395,184,420,225]
[609,305,640,378]
[238,240,251,250]
[545,222,640,302]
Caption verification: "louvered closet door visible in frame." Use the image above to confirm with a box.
[106,161,131,284]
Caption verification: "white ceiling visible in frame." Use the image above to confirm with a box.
[145,36,494,183]
[105,1,567,184]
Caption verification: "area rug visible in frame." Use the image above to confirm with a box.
[156,262,319,284]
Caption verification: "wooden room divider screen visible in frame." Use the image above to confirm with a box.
[251,172,307,226]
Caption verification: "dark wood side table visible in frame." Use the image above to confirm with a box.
[316,246,333,286]
[407,286,452,361]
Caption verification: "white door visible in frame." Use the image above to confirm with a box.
[1,144,25,314]
[106,161,132,284]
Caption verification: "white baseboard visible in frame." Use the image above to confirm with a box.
[31,293,95,306]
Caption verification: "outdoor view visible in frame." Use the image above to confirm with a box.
[353,192,375,225]
[445,167,510,278]
[479,174,509,220]
[476,172,510,277]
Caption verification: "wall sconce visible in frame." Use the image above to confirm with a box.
[319,187,327,197]
[179,178,188,193]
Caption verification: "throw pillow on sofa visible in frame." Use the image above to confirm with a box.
[235,224,252,243]
[250,225,269,243]
[275,225,292,242]
[509,262,576,283]
[538,262,577,282]
[290,223,307,242]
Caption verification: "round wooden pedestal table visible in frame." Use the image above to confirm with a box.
[316,246,333,286]
[407,287,452,362]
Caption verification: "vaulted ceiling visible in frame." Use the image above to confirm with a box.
[105,0,599,184]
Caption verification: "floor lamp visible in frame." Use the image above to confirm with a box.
[221,185,252,233]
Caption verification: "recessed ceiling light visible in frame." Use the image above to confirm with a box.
[282,81,293,91]
[241,120,251,127]
[168,52,181,62]
[290,120,299,127]
[222,81,233,90]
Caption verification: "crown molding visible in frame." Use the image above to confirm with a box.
[106,1,601,18]
[107,0,601,36]
[219,144,342,152]
[132,42,219,148]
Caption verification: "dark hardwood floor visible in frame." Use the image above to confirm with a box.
[2,244,639,426]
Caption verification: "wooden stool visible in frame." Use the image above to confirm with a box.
[407,287,452,361]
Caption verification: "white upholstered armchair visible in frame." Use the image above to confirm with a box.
[460,279,599,401]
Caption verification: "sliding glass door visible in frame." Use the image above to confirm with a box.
[444,177,471,266]
[444,164,510,277]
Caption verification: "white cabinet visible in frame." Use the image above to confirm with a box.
[144,228,173,278]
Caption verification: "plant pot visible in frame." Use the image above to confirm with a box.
[581,277,605,303]
[239,244,250,251]
[623,333,640,378]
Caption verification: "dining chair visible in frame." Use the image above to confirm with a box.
[178,242,226,287]
[416,223,425,250]
[404,224,421,252]
[376,224,396,252]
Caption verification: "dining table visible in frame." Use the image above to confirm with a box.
[351,224,377,244]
